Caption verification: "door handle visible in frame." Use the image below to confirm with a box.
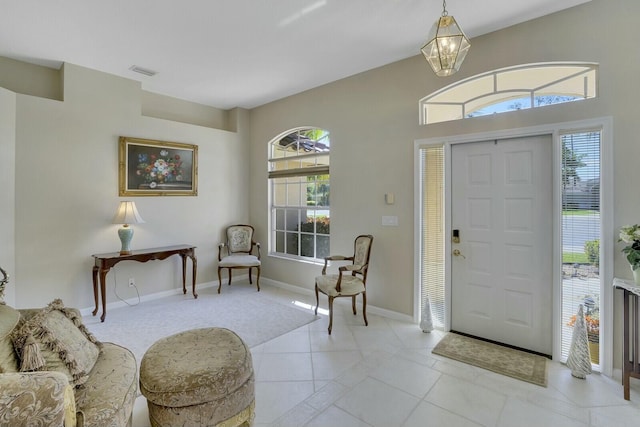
[452,249,466,259]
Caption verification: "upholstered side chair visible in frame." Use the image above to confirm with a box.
[218,224,261,293]
[315,234,373,334]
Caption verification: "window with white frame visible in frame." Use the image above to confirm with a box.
[560,130,601,367]
[419,145,445,329]
[269,128,330,260]
[420,62,598,125]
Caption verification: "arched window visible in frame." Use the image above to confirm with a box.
[268,128,330,260]
[420,62,598,124]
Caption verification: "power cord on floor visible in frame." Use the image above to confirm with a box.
[112,269,141,307]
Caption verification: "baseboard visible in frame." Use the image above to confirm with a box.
[82,275,414,325]
[261,277,414,324]
[79,280,217,316]
[260,277,316,297]
[612,368,622,382]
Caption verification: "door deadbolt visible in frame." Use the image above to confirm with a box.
[452,229,460,243]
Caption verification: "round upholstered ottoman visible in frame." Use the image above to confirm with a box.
[139,328,255,427]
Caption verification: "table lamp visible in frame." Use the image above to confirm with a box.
[112,201,145,255]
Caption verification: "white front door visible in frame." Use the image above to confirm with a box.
[451,136,553,355]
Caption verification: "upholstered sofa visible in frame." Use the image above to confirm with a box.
[0,299,138,427]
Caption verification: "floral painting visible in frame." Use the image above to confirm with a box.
[119,137,198,196]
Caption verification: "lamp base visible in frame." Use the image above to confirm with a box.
[118,226,134,255]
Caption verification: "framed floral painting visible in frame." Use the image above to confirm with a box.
[118,136,198,196]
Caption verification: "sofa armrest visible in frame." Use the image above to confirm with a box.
[0,371,76,427]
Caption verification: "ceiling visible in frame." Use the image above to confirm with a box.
[0,0,590,110]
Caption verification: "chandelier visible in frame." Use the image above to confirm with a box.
[421,0,470,77]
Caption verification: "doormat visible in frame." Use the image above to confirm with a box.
[432,333,548,387]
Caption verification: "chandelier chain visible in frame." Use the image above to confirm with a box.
[442,0,448,16]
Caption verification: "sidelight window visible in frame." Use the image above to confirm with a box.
[561,130,601,366]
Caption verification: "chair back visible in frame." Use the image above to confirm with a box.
[226,225,255,254]
[353,234,373,281]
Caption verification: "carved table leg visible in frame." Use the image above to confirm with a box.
[180,254,187,295]
[99,269,109,322]
[92,265,99,316]
[191,254,198,299]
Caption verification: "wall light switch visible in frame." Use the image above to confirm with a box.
[385,193,395,205]
[382,216,398,226]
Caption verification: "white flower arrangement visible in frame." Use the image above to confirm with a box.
[619,224,640,270]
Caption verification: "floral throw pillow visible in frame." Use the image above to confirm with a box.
[11,299,101,387]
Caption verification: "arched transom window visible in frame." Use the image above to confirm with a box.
[420,62,598,125]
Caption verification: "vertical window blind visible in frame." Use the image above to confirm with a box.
[420,146,445,328]
[560,130,601,366]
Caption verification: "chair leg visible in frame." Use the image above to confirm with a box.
[314,284,319,315]
[217,268,223,294]
[328,296,335,335]
[228,269,232,286]
[255,267,261,291]
[362,292,368,326]
[248,267,253,284]
[352,296,357,315]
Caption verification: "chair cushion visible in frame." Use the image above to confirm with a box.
[354,236,372,266]
[11,299,101,387]
[219,254,261,268]
[0,304,20,373]
[227,226,254,252]
[316,274,365,297]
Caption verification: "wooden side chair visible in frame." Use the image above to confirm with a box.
[314,234,373,334]
[217,224,261,293]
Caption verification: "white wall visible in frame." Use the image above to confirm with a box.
[0,56,61,101]
[0,87,16,306]
[10,63,249,309]
[141,91,230,130]
[248,0,639,365]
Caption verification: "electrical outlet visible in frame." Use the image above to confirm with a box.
[128,278,135,287]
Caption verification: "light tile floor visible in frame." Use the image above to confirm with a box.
[132,284,640,427]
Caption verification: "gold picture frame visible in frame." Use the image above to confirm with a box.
[118,136,198,197]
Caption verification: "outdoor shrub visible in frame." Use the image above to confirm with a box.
[584,239,599,266]
[292,217,330,257]
[298,218,330,234]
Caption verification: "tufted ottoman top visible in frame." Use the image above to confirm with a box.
[139,327,253,408]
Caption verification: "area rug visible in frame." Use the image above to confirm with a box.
[432,333,548,387]
[84,284,318,364]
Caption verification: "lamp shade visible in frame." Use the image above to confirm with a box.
[112,201,145,225]
[421,15,470,77]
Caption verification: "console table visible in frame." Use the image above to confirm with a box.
[92,244,197,322]
[613,277,640,400]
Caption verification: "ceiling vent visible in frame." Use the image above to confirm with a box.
[129,65,157,77]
